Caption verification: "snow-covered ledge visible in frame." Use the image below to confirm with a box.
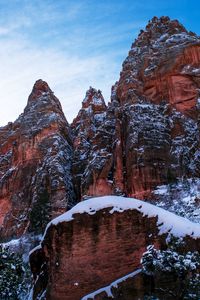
[43,195,200,240]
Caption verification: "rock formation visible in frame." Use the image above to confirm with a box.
[1,16,200,240]
[0,80,75,240]
[28,16,200,299]
[71,16,200,200]
[30,196,200,300]
[0,16,200,299]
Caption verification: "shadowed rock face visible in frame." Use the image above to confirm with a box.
[0,80,75,240]
[71,16,200,200]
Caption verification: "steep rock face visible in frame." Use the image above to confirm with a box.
[30,196,200,300]
[0,80,74,240]
[71,17,200,200]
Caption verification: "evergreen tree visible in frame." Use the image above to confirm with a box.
[0,245,31,299]
[141,241,200,299]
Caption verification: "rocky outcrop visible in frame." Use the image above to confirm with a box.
[0,80,75,240]
[30,196,200,300]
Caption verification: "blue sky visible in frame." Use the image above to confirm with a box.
[0,0,199,125]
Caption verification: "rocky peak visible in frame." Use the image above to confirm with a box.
[71,87,107,134]
[134,16,190,47]
[31,79,51,93]
[81,86,106,113]
[26,79,63,116]
[28,79,52,104]
[71,88,109,199]
[0,80,74,240]
[70,15,200,202]
[118,16,200,109]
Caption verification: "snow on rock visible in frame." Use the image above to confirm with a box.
[153,178,200,223]
[43,196,200,240]
[2,233,42,262]
[81,269,142,300]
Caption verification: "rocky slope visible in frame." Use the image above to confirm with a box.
[0,80,75,240]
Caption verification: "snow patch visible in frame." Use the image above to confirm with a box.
[29,244,42,256]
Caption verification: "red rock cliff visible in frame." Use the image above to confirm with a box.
[71,16,200,200]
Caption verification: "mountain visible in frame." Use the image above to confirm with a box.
[30,16,200,300]
[0,16,200,299]
[0,80,75,240]
[1,17,200,241]
[71,16,200,203]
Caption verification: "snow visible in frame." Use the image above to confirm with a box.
[81,269,141,300]
[29,244,42,256]
[157,33,169,42]
[27,288,33,300]
[153,178,200,223]
[1,233,42,263]
[42,195,200,241]
[2,237,21,248]
[92,96,104,106]
[94,112,106,122]
[197,98,200,107]
[133,103,153,108]
[154,185,168,195]
[165,33,197,45]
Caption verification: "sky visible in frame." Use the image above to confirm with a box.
[0,0,199,125]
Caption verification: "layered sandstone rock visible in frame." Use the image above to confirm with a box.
[30,196,200,300]
[0,80,75,240]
